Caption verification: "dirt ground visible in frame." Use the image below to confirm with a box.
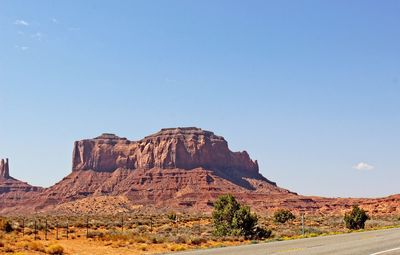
[1,213,399,255]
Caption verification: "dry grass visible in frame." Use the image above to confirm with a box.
[46,244,64,254]
[0,213,398,254]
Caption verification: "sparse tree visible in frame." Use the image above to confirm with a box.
[212,194,271,239]
[344,205,369,230]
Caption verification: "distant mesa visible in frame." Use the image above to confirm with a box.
[72,127,263,180]
[1,127,400,215]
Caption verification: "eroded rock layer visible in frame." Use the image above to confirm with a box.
[0,128,399,216]
[0,159,43,213]
[72,128,261,178]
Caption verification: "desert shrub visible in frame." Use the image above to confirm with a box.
[87,230,104,239]
[171,235,187,244]
[303,227,325,236]
[149,235,165,244]
[190,237,207,245]
[167,212,177,221]
[46,244,64,255]
[253,226,272,239]
[2,221,13,233]
[162,226,173,232]
[29,241,45,252]
[344,205,369,230]
[273,209,295,224]
[133,235,146,243]
[137,225,147,232]
[212,194,271,239]
[17,240,32,250]
[103,230,132,241]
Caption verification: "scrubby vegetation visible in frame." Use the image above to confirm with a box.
[46,244,64,254]
[0,218,13,233]
[273,209,296,224]
[344,205,369,230]
[167,212,177,221]
[212,194,271,239]
[0,203,398,254]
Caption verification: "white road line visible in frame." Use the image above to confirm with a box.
[369,247,400,255]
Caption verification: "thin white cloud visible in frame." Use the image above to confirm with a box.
[353,162,374,171]
[32,32,43,40]
[51,18,58,23]
[14,19,29,26]
[15,45,29,51]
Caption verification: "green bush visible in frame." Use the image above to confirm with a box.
[212,194,271,239]
[253,226,272,239]
[273,209,295,224]
[344,205,369,230]
[1,220,13,233]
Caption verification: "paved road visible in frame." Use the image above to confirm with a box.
[169,228,400,255]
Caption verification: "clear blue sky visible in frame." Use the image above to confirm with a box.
[0,1,399,198]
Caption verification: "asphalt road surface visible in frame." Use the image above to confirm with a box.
[169,228,400,255]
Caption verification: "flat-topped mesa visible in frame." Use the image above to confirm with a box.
[0,158,10,179]
[72,127,260,175]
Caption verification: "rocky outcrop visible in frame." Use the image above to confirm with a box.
[33,128,282,210]
[1,128,400,216]
[0,158,10,179]
[0,129,287,214]
[0,158,43,193]
[43,127,400,215]
[72,127,261,178]
[0,158,43,214]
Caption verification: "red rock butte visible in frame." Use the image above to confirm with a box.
[0,158,43,211]
[72,127,261,177]
[0,127,399,215]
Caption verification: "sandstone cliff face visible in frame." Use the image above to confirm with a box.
[1,128,400,216]
[35,128,280,210]
[72,127,260,177]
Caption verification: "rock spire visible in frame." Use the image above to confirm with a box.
[0,158,10,179]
